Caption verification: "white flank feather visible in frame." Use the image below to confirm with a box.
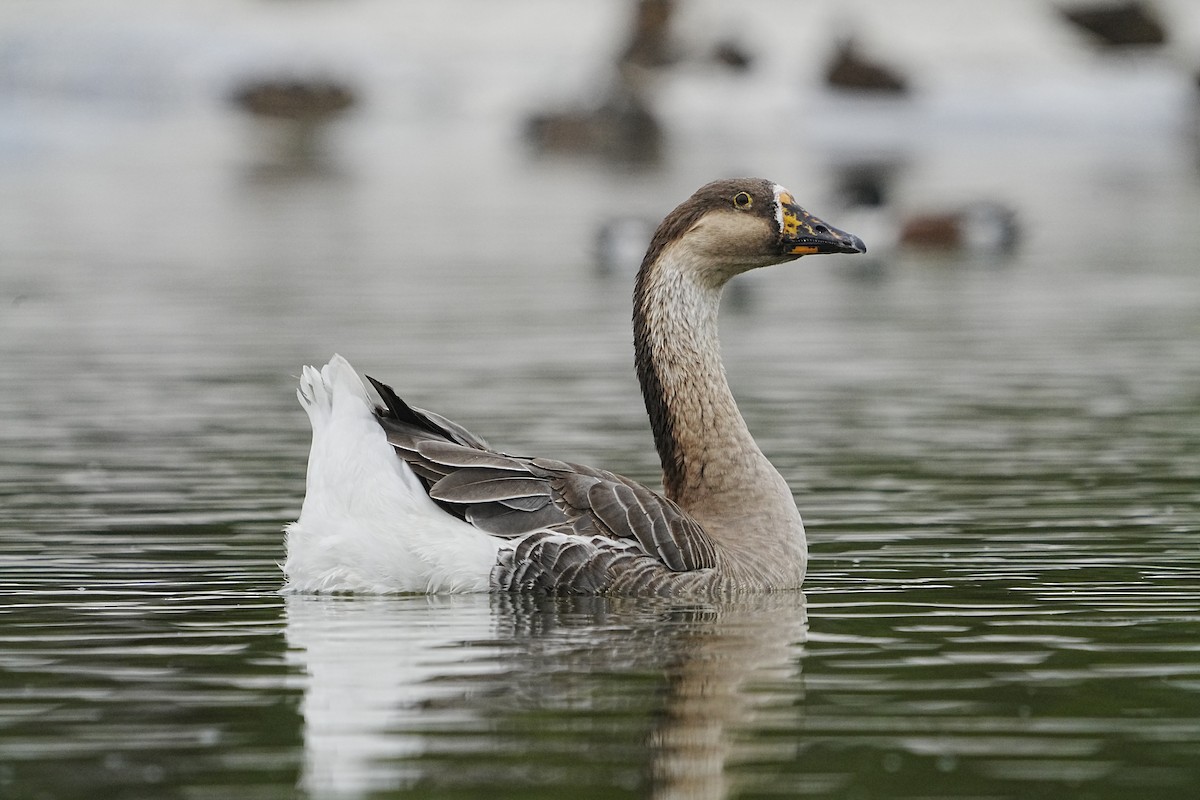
[283,355,503,593]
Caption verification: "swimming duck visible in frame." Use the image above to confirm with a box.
[899,201,1019,254]
[824,37,909,95]
[230,75,358,165]
[284,178,865,595]
[230,77,357,123]
[1059,1,1167,49]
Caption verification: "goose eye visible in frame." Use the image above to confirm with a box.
[732,191,753,210]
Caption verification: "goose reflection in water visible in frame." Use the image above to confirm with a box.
[284,593,807,798]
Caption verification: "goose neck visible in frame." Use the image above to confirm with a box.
[633,250,763,508]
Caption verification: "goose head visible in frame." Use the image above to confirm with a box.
[642,178,866,287]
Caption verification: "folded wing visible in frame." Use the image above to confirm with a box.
[366,375,718,588]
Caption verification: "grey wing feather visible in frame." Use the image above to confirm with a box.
[413,406,492,450]
[466,503,567,536]
[589,481,683,567]
[416,440,528,471]
[590,474,717,571]
[429,469,551,506]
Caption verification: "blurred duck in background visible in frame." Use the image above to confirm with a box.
[523,0,754,166]
[1058,1,1167,48]
[824,37,909,95]
[229,75,357,165]
[830,161,1020,276]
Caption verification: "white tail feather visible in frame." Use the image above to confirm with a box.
[284,355,502,593]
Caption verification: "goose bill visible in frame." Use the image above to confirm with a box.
[780,201,866,256]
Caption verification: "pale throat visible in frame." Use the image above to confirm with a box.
[637,245,773,507]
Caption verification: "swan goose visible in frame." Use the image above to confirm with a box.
[284,178,865,595]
